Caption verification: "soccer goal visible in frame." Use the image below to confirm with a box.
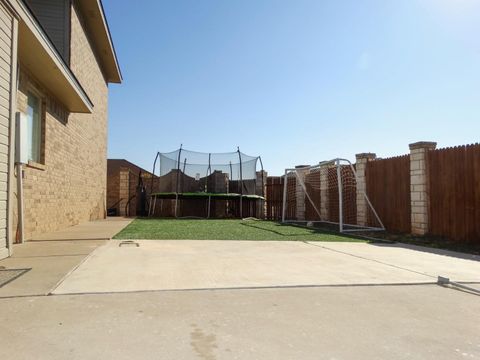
[282,159,384,233]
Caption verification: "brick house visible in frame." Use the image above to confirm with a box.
[0,0,121,259]
[107,159,155,217]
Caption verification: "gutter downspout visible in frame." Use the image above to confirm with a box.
[16,159,24,244]
[13,52,25,244]
[7,12,21,253]
[15,80,24,244]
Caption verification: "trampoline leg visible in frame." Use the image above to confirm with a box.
[207,196,211,219]
[175,194,178,218]
[240,196,243,219]
[152,196,157,217]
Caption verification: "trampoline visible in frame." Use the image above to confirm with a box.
[148,147,265,219]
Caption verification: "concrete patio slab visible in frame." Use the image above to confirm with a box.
[0,240,105,297]
[53,240,480,295]
[0,218,132,297]
[30,217,133,241]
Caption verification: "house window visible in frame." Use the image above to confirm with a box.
[24,0,71,64]
[26,92,43,163]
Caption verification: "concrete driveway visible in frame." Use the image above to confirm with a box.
[52,240,480,295]
[1,285,480,360]
[2,237,480,359]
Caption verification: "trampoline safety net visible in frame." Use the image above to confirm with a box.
[149,147,265,219]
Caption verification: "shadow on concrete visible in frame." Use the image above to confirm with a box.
[369,242,480,262]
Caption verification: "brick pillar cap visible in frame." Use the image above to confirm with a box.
[409,141,437,151]
[355,153,376,160]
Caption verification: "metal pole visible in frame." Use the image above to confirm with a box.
[148,195,152,216]
[175,145,182,218]
[229,161,233,194]
[281,169,288,223]
[207,195,211,219]
[259,156,265,219]
[16,164,24,243]
[206,153,211,192]
[345,160,385,231]
[181,157,187,193]
[150,152,160,197]
[205,153,212,218]
[237,148,243,218]
[295,168,322,221]
[259,156,265,198]
[152,195,157,217]
[336,159,343,232]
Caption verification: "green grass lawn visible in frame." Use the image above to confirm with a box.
[113,218,366,242]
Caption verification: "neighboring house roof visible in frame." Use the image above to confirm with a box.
[108,159,157,178]
[76,0,122,83]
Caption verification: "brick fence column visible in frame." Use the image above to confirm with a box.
[320,164,330,220]
[409,141,436,235]
[355,153,376,226]
[118,168,130,216]
[295,165,309,221]
[256,170,268,196]
[256,170,268,219]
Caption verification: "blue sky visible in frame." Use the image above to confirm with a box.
[103,0,480,175]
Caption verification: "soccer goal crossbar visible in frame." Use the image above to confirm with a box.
[281,158,385,233]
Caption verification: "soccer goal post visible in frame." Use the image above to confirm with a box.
[281,159,385,233]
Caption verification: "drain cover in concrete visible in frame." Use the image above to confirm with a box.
[0,269,30,288]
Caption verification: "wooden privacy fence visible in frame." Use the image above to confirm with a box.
[428,144,480,243]
[265,142,480,246]
[265,175,296,220]
[265,176,284,220]
[366,155,411,233]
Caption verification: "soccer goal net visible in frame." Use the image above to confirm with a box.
[282,159,384,233]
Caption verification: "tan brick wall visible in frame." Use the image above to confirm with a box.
[355,153,376,226]
[107,159,156,217]
[409,142,436,235]
[13,2,109,239]
[319,164,329,220]
[107,170,120,214]
[118,169,130,216]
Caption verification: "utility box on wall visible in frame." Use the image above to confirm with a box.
[15,112,28,165]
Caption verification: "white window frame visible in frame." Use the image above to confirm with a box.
[26,90,44,164]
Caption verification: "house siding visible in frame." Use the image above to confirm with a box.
[0,2,13,259]
[13,1,108,240]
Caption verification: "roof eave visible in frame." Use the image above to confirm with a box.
[15,0,93,113]
[76,0,122,84]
